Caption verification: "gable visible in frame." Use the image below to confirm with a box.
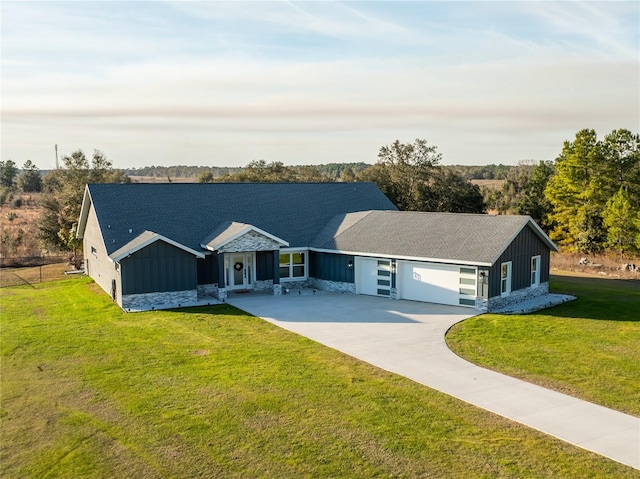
[110,231,205,262]
[120,240,197,295]
[494,224,554,265]
[201,222,288,252]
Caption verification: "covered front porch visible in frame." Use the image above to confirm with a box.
[196,221,291,301]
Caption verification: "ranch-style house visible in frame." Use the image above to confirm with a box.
[77,182,558,312]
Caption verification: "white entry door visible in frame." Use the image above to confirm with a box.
[227,253,253,290]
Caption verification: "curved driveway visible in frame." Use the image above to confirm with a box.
[227,292,639,470]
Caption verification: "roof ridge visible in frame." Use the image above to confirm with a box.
[373,210,530,219]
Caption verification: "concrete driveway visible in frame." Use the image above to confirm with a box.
[227,292,640,470]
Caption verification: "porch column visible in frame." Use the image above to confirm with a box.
[272,249,282,295]
[216,252,227,301]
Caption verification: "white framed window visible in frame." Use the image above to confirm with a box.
[531,255,541,287]
[91,246,97,256]
[459,267,477,296]
[279,251,307,280]
[500,261,512,297]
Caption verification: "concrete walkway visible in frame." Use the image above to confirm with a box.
[227,292,640,470]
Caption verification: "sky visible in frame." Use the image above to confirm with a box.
[1,1,638,170]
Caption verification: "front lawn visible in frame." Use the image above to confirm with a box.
[1,278,637,478]
[447,274,640,417]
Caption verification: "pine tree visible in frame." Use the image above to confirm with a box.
[517,161,554,230]
[545,129,604,250]
[17,160,42,192]
[544,128,638,253]
[603,187,639,255]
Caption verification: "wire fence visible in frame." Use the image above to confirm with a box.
[0,256,70,288]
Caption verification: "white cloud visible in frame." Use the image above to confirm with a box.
[1,1,638,169]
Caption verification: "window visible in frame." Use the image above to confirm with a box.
[279,251,306,280]
[501,261,512,297]
[531,255,541,287]
[91,246,97,256]
[458,267,477,302]
[375,260,392,296]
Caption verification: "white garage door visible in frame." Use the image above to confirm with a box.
[398,261,476,307]
[357,258,392,297]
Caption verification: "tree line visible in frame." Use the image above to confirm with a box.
[480,129,639,255]
[1,128,638,258]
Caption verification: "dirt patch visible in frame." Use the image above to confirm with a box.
[190,349,210,356]
[551,253,640,280]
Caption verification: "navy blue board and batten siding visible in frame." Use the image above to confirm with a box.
[309,252,355,283]
[196,254,218,285]
[256,251,275,281]
[488,225,551,298]
[120,240,196,295]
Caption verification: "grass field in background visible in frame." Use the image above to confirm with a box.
[447,274,640,417]
[0,262,69,287]
[2,278,637,478]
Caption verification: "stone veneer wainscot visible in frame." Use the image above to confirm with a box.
[122,289,197,311]
[487,282,549,312]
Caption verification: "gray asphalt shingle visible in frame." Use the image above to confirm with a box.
[312,210,545,264]
[85,182,397,255]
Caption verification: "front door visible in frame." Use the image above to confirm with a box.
[227,253,253,290]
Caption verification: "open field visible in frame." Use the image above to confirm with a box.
[2,278,637,478]
[0,196,43,258]
[551,252,640,280]
[470,179,505,189]
[128,175,199,183]
[0,262,69,287]
[447,274,640,417]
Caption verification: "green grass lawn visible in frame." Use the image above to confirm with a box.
[2,278,638,478]
[447,274,640,417]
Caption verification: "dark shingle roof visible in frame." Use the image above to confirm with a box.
[312,210,555,265]
[83,183,397,255]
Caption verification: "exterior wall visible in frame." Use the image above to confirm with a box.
[83,204,121,304]
[488,282,549,312]
[312,278,356,294]
[120,240,197,295]
[476,266,490,299]
[197,283,218,297]
[197,254,219,285]
[256,251,274,281]
[488,226,551,298]
[280,279,315,291]
[122,289,198,311]
[309,252,355,283]
[219,231,283,253]
[253,279,274,292]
